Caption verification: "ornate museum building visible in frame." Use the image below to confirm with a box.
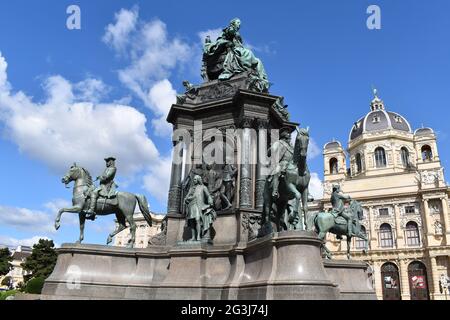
[321,91,450,300]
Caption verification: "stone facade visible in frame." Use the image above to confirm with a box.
[321,93,450,300]
[113,213,166,248]
[0,245,32,289]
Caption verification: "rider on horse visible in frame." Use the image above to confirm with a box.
[85,157,118,220]
[267,127,294,200]
[330,184,353,238]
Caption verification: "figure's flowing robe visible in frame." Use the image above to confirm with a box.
[203,25,269,91]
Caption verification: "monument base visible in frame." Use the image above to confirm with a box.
[41,231,376,300]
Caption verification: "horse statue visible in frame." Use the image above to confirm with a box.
[54,163,153,248]
[312,200,368,259]
[261,127,311,233]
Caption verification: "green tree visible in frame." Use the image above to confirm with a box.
[21,239,57,282]
[0,248,12,276]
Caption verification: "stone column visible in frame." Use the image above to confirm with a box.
[373,261,383,300]
[368,206,377,249]
[430,256,441,299]
[167,139,184,215]
[399,259,411,300]
[239,117,254,208]
[422,199,432,245]
[255,120,269,210]
[440,197,450,244]
[394,204,404,248]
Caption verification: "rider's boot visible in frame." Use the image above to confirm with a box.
[85,194,97,221]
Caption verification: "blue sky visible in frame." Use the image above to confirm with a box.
[0,0,449,247]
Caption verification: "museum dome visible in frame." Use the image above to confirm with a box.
[349,89,412,141]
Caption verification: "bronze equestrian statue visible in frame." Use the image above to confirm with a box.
[261,127,312,233]
[311,192,368,259]
[54,159,152,248]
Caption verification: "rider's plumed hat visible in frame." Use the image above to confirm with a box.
[104,156,116,162]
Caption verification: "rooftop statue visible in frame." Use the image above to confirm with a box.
[54,159,153,248]
[202,18,270,92]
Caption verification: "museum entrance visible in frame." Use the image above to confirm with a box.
[408,261,430,300]
[381,262,401,300]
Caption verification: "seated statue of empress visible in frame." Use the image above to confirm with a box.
[202,18,269,92]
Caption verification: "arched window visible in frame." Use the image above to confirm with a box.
[379,223,393,248]
[329,158,338,174]
[408,261,430,300]
[381,262,401,300]
[401,147,410,167]
[405,221,420,246]
[421,145,433,161]
[355,153,362,173]
[375,147,387,168]
[355,225,368,249]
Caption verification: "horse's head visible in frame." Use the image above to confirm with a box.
[61,163,81,186]
[295,127,309,158]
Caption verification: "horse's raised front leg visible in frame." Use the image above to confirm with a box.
[55,206,82,230]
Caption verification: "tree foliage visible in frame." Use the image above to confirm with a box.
[0,248,12,276]
[24,276,45,294]
[21,239,57,282]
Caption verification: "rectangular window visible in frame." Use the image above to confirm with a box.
[379,208,389,216]
[405,206,415,214]
[380,230,393,248]
[355,237,368,249]
[406,229,420,246]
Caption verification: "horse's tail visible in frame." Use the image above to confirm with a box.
[136,194,153,227]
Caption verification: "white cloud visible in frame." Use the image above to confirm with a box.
[104,9,193,136]
[307,137,321,160]
[148,79,176,137]
[309,172,324,200]
[102,6,138,54]
[143,155,172,204]
[0,235,53,248]
[0,205,55,233]
[74,77,110,102]
[197,28,222,43]
[0,52,10,92]
[0,53,160,176]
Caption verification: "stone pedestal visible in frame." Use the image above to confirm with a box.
[41,231,376,300]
